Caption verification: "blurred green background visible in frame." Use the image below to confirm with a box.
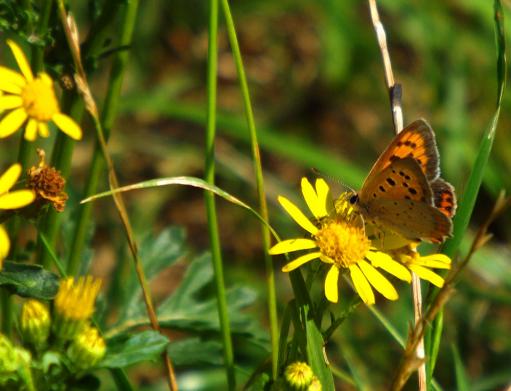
[1,0,511,389]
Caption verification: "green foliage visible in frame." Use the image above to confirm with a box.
[101,331,169,368]
[0,261,59,300]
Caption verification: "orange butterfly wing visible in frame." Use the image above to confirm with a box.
[362,119,440,186]
[431,178,457,218]
[358,157,433,205]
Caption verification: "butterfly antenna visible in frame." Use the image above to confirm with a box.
[310,168,355,193]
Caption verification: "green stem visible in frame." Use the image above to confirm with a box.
[67,0,140,275]
[2,0,54,337]
[220,0,279,379]
[205,0,235,389]
[37,94,83,269]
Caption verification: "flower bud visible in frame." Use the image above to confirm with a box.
[284,361,314,390]
[20,300,50,349]
[67,325,106,370]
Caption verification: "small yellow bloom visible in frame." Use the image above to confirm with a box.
[392,245,452,288]
[0,163,35,210]
[270,178,411,305]
[284,361,314,389]
[53,276,102,341]
[20,300,50,349]
[67,325,106,370]
[0,40,82,141]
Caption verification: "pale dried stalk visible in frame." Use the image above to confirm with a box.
[56,4,177,390]
[368,0,427,389]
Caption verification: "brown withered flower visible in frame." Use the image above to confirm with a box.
[27,149,68,212]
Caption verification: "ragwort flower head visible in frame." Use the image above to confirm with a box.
[0,40,82,141]
[53,276,102,341]
[269,178,411,305]
[392,245,452,288]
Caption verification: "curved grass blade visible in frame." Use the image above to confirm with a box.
[81,176,280,241]
[442,0,506,259]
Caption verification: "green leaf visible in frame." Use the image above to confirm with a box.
[0,261,59,300]
[115,227,186,325]
[442,0,507,259]
[451,344,470,391]
[100,330,169,368]
[156,254,265,341]
[167,337,223,366]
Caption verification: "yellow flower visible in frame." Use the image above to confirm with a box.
[393,245,451,288]
[0,225,9,269]
[53,276,102,341]
[269,178,411,305]
[0,40,82,141]
[0,163,35,210]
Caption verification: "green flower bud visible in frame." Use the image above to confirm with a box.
[284,361,314,390]
[0,334,33,388]
[67,325,106,370]
[20,300,50,349]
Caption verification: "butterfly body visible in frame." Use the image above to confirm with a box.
[349,119,456,246]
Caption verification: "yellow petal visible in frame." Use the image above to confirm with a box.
[0,190,35,210]
[0,95,23,110]
[282,252,321,272]
[38,122,49,138]
[0,225,10,262]
[315,178,330,216]
[301,177,323,219]
[7,39,33,82]
[324,265,340,303]
[0,79,22,94]
[0,107,27,138]
[366,250,411,282]
[278,196,318,235]
[409,265,445,288]
[349,264,375,305]
[414,254,452,269]
[0,66,26,88]
[0,164,22,195]
[269,238,317,255]
[25,119,38,141]
[358,260,398,300]
[52,113,82,140]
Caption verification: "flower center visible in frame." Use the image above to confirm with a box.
[315,219,370,268]
[21,75,59,121]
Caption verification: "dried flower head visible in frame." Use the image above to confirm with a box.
[27,149,68,212]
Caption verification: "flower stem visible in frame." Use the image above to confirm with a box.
[205,0,235,389]
[220,0,279,379]
[36,93,83,269]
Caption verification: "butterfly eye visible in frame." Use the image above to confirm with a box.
[349,194,359,204]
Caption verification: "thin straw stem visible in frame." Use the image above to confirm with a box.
[67,0,140,275]
[220,0,279,378]
[205,0,235,388]
[368,1,426,389]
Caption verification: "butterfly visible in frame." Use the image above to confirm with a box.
[345,119,456,248]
